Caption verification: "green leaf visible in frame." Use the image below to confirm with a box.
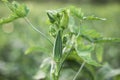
[66,51,96,80]
[95,37,120,43]
[80,55,101,66]
[53,30,62,61]
[47,8,69,38]
[75,37,101,66]
[70,6,84,20]
[0,13,18,25]
[95,44,104,62]
[0,1,29,25]
[60,9,69,29]
[81,28,102,40]
[47,10,57,24]
[10,1,29,17]
[80,27,103,43]
[83,15,106,21]
[25,46,49,55]
[49,24,57,37]
[68,16,79,34]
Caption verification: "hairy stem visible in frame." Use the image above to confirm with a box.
[24,17,53,45]
[72,61,86,80]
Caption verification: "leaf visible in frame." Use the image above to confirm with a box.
[83,15,106,21]
[60,9,69,29]
[81,55,101,66]
[0,0,29,25]
[70,6,84,20]
[81,28,102,40]
[25,46,48,55]
[95,37,120,43]
[10,1,29,17]
[68,16,79,34]
[53,30,62,61]
[0,13,18,25]
[95,44,104,62]
[49,24,57,37]
[63,52,95,80]
[47,10,57,24]
[80,27,103,43]
[47,9,65,24]
[47,8,69,38]
[75,37,101,66]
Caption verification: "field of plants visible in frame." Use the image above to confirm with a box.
[0,0,120,80]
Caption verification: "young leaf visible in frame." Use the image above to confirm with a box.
[49,25,57,37]
[8,1,29,17]
[53,30,62,61]
[70,6,84,20]
[0,0,29,25]
[60,9,69,29]
[47,9,69,38]
[47,9,65,25]
[47,10,57,24]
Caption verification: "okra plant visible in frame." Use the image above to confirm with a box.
[0,0,120,80]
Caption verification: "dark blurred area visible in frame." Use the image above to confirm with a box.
[0,0,120,80]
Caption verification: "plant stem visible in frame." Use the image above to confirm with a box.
[72,61,86,80]
[24,17,53,45]
[50,60,60,80]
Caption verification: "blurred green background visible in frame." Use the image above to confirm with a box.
[0,0,120,80]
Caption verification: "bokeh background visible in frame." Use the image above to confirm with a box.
[0,0,120,80]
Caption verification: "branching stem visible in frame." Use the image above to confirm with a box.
[24,17,53,45]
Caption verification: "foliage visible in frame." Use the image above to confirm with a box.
[46,6,120,80]
[0,0,29,25]
[0,0,120,80]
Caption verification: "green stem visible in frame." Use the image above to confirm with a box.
[56,61,61,80]
[24,17,53,46]
[72,61,86,80]
[50,61,60,80]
